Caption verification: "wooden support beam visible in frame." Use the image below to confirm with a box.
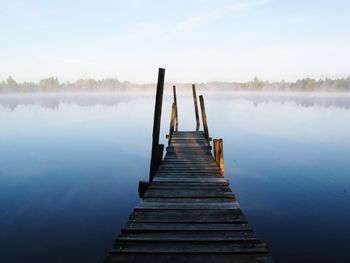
[173,85,179,131]
[199,95,210,142]
[192,84,200,131]
[149,68,165,181]
[213,139,225,176]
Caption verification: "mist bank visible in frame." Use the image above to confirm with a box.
[1,92,350,110]
[1,76,350,93]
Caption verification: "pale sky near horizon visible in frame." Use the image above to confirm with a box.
[1,0,350,83]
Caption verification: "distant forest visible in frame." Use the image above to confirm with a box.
[1,76,350,93]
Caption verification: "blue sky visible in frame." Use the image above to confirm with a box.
[1,0,349,83]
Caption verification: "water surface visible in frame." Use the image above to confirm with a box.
[0,91,350,262]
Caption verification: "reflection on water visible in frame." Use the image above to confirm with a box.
[0,92,350,263]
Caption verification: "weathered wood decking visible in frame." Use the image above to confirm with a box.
[104,131,273,262]
[104,69,272,262]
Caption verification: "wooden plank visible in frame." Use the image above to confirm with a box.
[152,177,229,183]
[160,163,217,167]
[166,146,210,149]
[128,211,247,223]
[168,144,209,148]
[164,155,214,159]
[158,165,219,169]
[157,169,220,173]
[154,172,223,176]
[170,139,206,141]
[169,140,208,143]
[164,152,213,156]
[170,138,206,140]
[122,222,251,232]
[161,160,214,163]
[169,145,207,147]
[117,231,257,242]
[104,254,273,263]
[171,134,204,137]
[150,181,230,188]
[141,198,236,203]
[171,138,206,141]
[156,171,221,174]
[154,175,222,178]
[163,155,213,158]
[143,189,232,196]
[158,167,219,170]
[143,189,234,198]
[158,169,220,173]
[135,201,240,210]
[171,139,208,142]
[166,150,210,152]
[159,164,219,168]
[172,131,204,133]
[171,135,205,137]
[142,198,235,203]
[159,163,218,167]
[127,215,246,223]
[149,181,230,187]
[130,208,243,216]
[148,185,232,190]
[154,175,224,178]
[157,167,220,170]
[111,241,268,254]
[163,159,212,163]
[155,172,221,176]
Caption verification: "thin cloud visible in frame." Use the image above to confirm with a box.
[45,56,107,68]
[171,0,271,35]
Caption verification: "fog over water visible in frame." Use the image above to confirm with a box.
[0,91,350,263]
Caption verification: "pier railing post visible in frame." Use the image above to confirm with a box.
[169,102,176,137]
[199,95,210,142]
[192,84,200,131]
[149,68,165,181]
[173,85,178,131]
[213,139,225,176]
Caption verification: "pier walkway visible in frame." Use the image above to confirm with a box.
[104,69,272,262]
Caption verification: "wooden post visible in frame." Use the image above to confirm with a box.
[192,84,200,131]
[138,181,149,198]
[213,139,224,176]
[149,68,165,181]
[169,102,176,136]
[173,85,178,131]
[199,95,209,142]
[156,144,164,171]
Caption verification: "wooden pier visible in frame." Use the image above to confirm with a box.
[104,69,272,262]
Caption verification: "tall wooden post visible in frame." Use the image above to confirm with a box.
[213,139,224,176]
[173,85,178,131]
[149,68,165,181]
[169,102,176,136]
[199,95,209,142]
[192,84,200,131]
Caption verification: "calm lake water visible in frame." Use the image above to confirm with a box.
[1,91,350,263]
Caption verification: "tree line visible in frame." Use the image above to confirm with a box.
[1,76,350,92]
